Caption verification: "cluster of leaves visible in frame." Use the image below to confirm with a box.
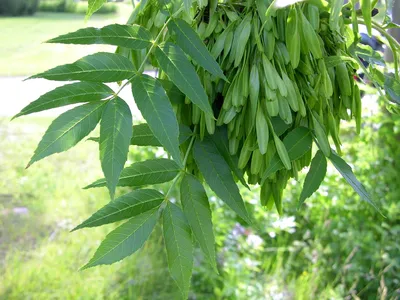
[13,0,399,298]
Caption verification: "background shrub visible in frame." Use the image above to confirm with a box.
[0,0,40,15]
[38,0,117,14]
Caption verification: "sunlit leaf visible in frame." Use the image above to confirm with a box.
[168,19,227,80]
[13,82,113,119]
[298,150,327,208]
[28,52,136,82]
[181,174,217,272]
[131,74,182,166]
[28,102,107,168]
[100,98,133,199]
[73,189,163,231]
[154,42,213,116]
[48,24,152,49]
[84,158,180,189]
[82,208,158,269]
[163,202,193,299]
[86,0,107,19]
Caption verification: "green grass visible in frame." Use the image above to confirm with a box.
[0,5,131,76]
[0,117,177,299]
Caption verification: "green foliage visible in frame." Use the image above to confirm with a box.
[14,0,400,297]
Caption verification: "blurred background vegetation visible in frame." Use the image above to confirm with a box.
[0,1,399,299]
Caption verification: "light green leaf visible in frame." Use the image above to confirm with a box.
[210,126,249,189]
[48,24,152,50]
[131,74,182,166]
[13,82,113,120]
[163,202,193,299]
[183,0,192,14]
[168,19,227,80]
[100,98,133,199]
[84,158,180,189]
[261,127,312,183]
[154,42,213,116]
[298,150,327,207]
[81,208,158,269]
[193,137,251,224]
[86,0,107,19]
[181,174,217,272]
[28,52,136,82]
[28,102,106,168]
[73,189,164,231]
[329,151,381,212]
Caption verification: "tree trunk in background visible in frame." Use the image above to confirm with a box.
[385,0,400,61]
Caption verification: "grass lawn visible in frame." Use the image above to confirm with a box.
[0,5,131,76]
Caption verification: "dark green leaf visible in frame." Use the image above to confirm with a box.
[271,116,290,136]
[131,123,163,146]
[86,0,107,19]
[181,174,217,272]
[261,127,312,183]
[13,82,113,119]
[73,189,163,231]
[84,158,180,189]
[158,79,185,105]
[154,42,213,116]
[27,102,106,168]
[163,202,193,299]
[193,137,251,224]
[384,74,400,104]
[329,151,381,212]
[81,208,158,269]
[100,98,133,199]
[131,74,182,166]
[28,52,136,82]
[298,150,327,207]
[48,24,152,50]
[168,19,227,80]
[210,126,249,189]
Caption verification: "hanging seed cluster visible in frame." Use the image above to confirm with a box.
[133,0,364,211]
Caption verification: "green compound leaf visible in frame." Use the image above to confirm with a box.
[163,202,193,300]
[84,158,180,189]
[82,208,158,269]
[28,52,136,82]
[100,98,133,199]
[261,127,312,183]
[73,189,164,231]
[48,24,152,50]
[154,42,213,116]
[210,126,249,189]
[13,82,113,120]
[168,19,227,80]
[131,74,182,166]
[329,151,381,212]
[27,101,106,168]
[193,136,251,224]
[89,124,192,147]
[86,0,107,19]
[298,150,327,208]
[181,174,217,272]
